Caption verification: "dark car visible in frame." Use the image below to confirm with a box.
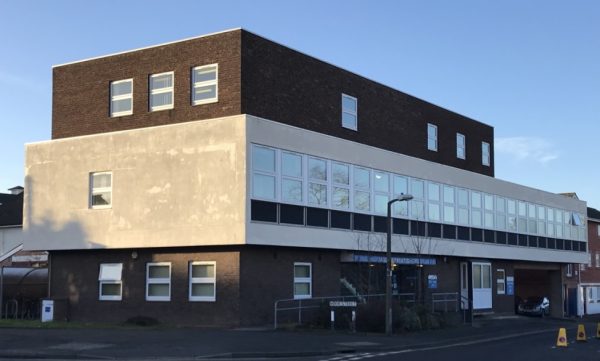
[517,296,550,316]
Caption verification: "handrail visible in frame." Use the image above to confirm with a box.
[431,292,459,313]
[274,292,416,330]
[460,295,473,324]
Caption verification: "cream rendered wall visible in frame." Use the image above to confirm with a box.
[245,115,588,264]
[24,115,247,251]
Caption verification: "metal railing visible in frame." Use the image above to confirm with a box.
[273,292,415,329]
[431,292,459,313]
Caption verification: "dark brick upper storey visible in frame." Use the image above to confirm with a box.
[52,29,494,176]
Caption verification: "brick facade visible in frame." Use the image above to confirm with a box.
[52,29,493,176]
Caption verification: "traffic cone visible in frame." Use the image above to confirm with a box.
[596,323,600,339]
[577,324,587,342]
[556,328,568,347]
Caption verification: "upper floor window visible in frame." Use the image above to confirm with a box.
[427,124,438,151]
[341,94,358,131]
[294,262,312,299]
[597,224,600,236]
[192,64,218,105]
[456,133,466,159]
[110,79,133,117]
[149,72,174,111]
[482,141,491,166]
[90,172,112,209]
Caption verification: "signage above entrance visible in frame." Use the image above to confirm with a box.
[351,254,436,266]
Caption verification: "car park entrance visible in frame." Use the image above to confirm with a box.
[514,264,562,317]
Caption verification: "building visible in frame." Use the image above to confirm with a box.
[563,207,600,316]
[1,186,25,264]
[23,29,588,326]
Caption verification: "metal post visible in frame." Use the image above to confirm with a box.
[385,200,393,336]
[385,195,413,336]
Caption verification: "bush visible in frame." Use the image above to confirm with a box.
[123,316,159,327]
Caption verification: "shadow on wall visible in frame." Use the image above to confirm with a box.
[23,175,104,307]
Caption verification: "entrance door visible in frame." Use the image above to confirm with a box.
[472,262,492,309]
[460,262,469,310]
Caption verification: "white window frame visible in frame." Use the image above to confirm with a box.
[251,145,278,201]
[482,141,491,166]
[332,161,350,210]
[98,263,123,301]
[597,224,600,237]
[293,262,312,299]
[456,133,466,159]
[192,63,218,105]
[496,269,505,295]
[427,123,438,151]
[146,262,171,302]
[189,261,216,302]
[110,78,133,117]
[149,71,174,111]
[341,93,358,131]
[566,264,573,277]
[90,171,112,209]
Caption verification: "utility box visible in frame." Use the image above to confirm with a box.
[41,299,54,322]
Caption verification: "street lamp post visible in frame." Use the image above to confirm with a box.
[386,194,413,336]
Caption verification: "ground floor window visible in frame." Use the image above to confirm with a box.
[189,262,216,302]
[294,262,312,299]
[98,263,123,301]
[496,269,505,295]
[146,262,171,301]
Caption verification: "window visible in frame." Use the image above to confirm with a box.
[192,64,218,105]
[596,253,600,268]
[497,269,505,295]
[484,194,494,229]
[354,167,370,212]
[393,176,409,217]
[598,224,600,236]
[110,79,133,117]
[457,188,469,225]
[482,142,491,166]
[189,262,216,302]
[308,157,328,206]
[146,262,171,301]
[496,197,506,230]
[252,145,276,200]
[341,94,358,130]
[281,152,303,203]
[566,264,572,277]
[410,179,425,220]
[427,182,441,221]
[374,171,390,214]
[456,133,466,159]
[427,124,438,151]
[332,162,350,209]
[293,262,312,299]
[98,263,122,301]
[507,199,517,232]
[471,192,482,227]
[443,186,455,224]
[90,172,112,209]
[149,72,174,111]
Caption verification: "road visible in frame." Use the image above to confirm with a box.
[303,328,600,361]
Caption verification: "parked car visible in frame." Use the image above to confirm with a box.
[517,296,550,316]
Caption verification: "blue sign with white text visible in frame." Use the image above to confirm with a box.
[428,275,438,289]
[506,276,514,295]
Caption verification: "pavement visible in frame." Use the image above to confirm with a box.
[0,315,590,360]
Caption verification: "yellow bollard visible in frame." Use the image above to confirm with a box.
[577,324,587,342]
[556,328,568,347]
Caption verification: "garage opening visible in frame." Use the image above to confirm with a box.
[514,266,561,317]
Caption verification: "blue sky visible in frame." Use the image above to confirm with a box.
[1,0,599,207]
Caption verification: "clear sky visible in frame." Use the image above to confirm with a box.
[1,0,599,207]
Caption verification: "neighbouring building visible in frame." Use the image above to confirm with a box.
[23,28,588,326]
[563,207,600,316]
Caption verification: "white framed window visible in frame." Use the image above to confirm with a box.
[427,182,441,222]
[189,261,216,302]
[507,199,517,232]
[90,172,112,209]
[496,197,506,230]
[332,162,350,209]
[374,171,390,215]
[456,133,466,159]
[281,151,304,204]
[443,185,455,224]
[471,192,482,227]
[252,145,277,200]
[484,193,494,229]
[392,176,409,217]
[149,72,174,111]
[427,124,438,151]
[410,179,425,220]
[482,141,491,166]
[566,264,573,277]
[354,167,370,212]
[598,224,600,236]
[596,253,600,268]
[98,263,123,301]
[341,94,358,130]
[110,79,133,117]
[518,201,528,233]
[294,262,312,299]
[146,262,171,301]
[496,269,505,295]
[457,188,469,225]
[192,64,218,105]
[308,157,328,207]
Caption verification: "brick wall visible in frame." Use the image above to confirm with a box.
[581,219,600,283]
[52,30,242,139]
[241,31,494,177]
